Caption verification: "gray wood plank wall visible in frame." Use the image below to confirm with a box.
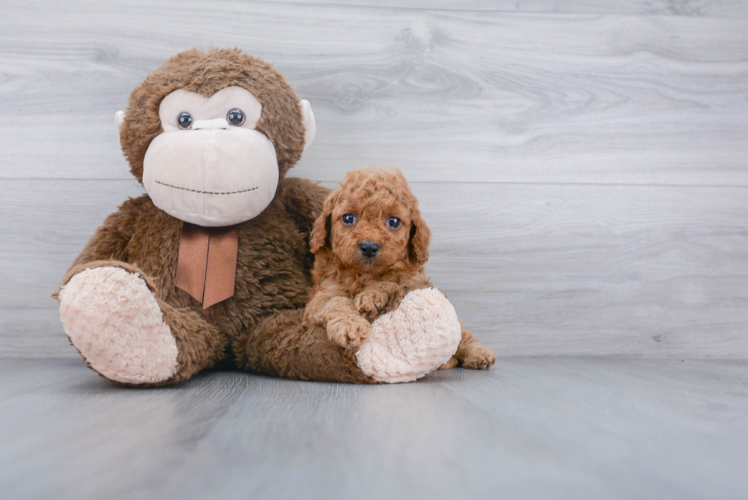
[1,0,746,358]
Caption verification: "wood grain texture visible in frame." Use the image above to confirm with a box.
[1,0,747,359]
[1,1,747,185]
[258,0,748,17]
[1,358,746,499]
[2,179,746,358]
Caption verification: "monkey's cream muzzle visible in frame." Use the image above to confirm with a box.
[138,86,285,227]
[142,122,278,227]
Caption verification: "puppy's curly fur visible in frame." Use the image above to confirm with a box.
[304,167,496,370]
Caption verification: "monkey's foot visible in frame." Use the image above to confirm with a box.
[356,288,461,383]
[59,267,178,385]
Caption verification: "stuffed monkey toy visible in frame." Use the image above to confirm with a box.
[57,48,461,385]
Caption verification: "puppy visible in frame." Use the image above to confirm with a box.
[304,167,496,370]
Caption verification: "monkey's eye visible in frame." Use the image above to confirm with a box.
[387,217,402,229]
[227,108,245,126]
[177,112,193,130]
[342,213,357,226]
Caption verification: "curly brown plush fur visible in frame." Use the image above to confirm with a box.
[304,167,496,369]
[58,49,374,385]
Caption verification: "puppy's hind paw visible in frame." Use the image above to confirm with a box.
[461,345,497,370]
[438,356,459,370]
[327,314,370,348]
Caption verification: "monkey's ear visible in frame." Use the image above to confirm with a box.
[300,100,316,154]
[309,190,338,254]
[114,111,125,141]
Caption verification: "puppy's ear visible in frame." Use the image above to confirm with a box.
[408,206,431,265]
[310,190,338,254]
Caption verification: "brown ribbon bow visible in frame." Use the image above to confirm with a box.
[175,223,239,309]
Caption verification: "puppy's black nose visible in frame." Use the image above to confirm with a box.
[360,241,380,258]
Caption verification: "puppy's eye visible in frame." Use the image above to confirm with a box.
[342,213,357,225]
[387,217,402,229]
[227,108,245,126]
[177,112,193,130]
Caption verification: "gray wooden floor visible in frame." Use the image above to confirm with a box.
[1,357,746,500]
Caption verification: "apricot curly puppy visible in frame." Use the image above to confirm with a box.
[304,167,496,371]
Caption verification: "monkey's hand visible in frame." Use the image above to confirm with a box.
[326,313,370,348]
[354,289,390,319]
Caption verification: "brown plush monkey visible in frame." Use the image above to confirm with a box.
[57,48,461,386]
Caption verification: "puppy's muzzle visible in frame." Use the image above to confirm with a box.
[359,241,380,258]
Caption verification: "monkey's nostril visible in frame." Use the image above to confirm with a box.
[359,241,380,258]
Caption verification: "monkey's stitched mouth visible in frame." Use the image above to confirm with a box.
[155,180,259,195]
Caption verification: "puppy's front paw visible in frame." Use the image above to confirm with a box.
[354,289,389,318]
[461,344,497,370]
[327,314,370,348]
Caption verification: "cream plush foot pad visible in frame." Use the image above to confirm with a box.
[59,267,178,384]
[356,288,461,383]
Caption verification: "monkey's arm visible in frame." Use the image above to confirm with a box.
[277,177,330,237]
[56,197,143,292]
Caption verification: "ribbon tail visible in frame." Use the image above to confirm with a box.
[202,226,239,309]
[175,223,210,303]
